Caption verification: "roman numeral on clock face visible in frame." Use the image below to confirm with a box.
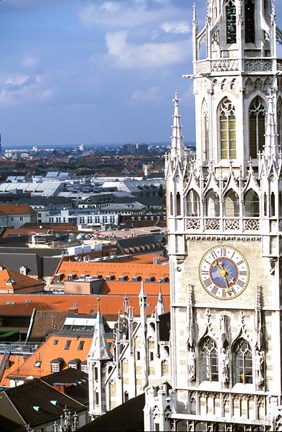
[221,248,226,256]
[204,278,212,288]
[236,279,245,288]
[211,251,217,260]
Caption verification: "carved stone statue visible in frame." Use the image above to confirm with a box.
[255,349,264,386]
[188,349,196,381]
[220,348,229,384]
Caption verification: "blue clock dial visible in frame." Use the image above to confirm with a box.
[199,246,250,300]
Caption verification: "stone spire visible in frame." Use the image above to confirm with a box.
[170,93,184,159]
[88,299,112,361]
[156,288,166,316]
[139,281,148,389]
[264,91,280,160]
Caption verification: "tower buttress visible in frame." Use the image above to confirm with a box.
[157,0,282,430]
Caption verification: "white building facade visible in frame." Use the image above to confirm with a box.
[87,288,169,420]
[144,0,282,431]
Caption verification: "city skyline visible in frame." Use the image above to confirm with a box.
[0,1,282,148]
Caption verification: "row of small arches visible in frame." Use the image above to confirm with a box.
[170,188,281,219]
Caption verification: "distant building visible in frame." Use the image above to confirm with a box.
[122,143,148,154]
[0,203,37,228]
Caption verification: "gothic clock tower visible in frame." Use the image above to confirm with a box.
[145,1,282,430]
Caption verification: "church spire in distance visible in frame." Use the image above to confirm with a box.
[170,93,184,160]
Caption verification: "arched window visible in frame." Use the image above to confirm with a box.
[219,98,236,159]
[249,97,266,158]
[187,190,200,216]
[200,337,218,382]
[225,190,239,217]
[244,189,259,217]
[271,192,275,217]
[170,192,173,216]
[211,0,218,25]
[226,0,237,44]
[176,192,181,216]
[176,420,189,431]
[264,192,267,216]
[205,189,220,217]
[202,99,209,160]
[245,0,255,43]
[234,339,253,384]
[195,423,207,432]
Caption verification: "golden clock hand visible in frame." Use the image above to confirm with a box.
[222,275,232,295]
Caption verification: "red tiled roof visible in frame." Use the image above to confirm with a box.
[99,281,169,296]
[7,335,93,381]
[0,204,36,215]
[0,354,25,387]
[56,258,169,283]
[0,293,170,317]
[0,268,44,293]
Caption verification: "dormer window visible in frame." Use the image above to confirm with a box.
[226,0,237,44]
[6,278,15,285]
[20,266,28,275]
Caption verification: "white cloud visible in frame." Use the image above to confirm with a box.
[101,1,121,14]
[131,86,160,102]
[105,31,189,69]
[161,21,190,34]
[78,1,175,29]
[21,55,40,69]
[0,73,53,106]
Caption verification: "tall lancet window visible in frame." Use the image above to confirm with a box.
[219,98,236,159]
[187,190,200,216]
[249,97,266,158]
[200,337,218,382]
[226,0,237,44]
[234,339,253,384]
[245,0,255,43]
[202,100,209,160]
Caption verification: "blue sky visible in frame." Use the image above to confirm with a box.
[0,0,282,148]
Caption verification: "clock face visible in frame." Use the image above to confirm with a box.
[199,246,250,300]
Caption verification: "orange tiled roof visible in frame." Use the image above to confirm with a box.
[7,335,93,381]
[0,268,44,292]
[56,258,169,283]
[99,281,169,296]
[0,354,25,387]
[0,204,36,215]
[0,293,170,317]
